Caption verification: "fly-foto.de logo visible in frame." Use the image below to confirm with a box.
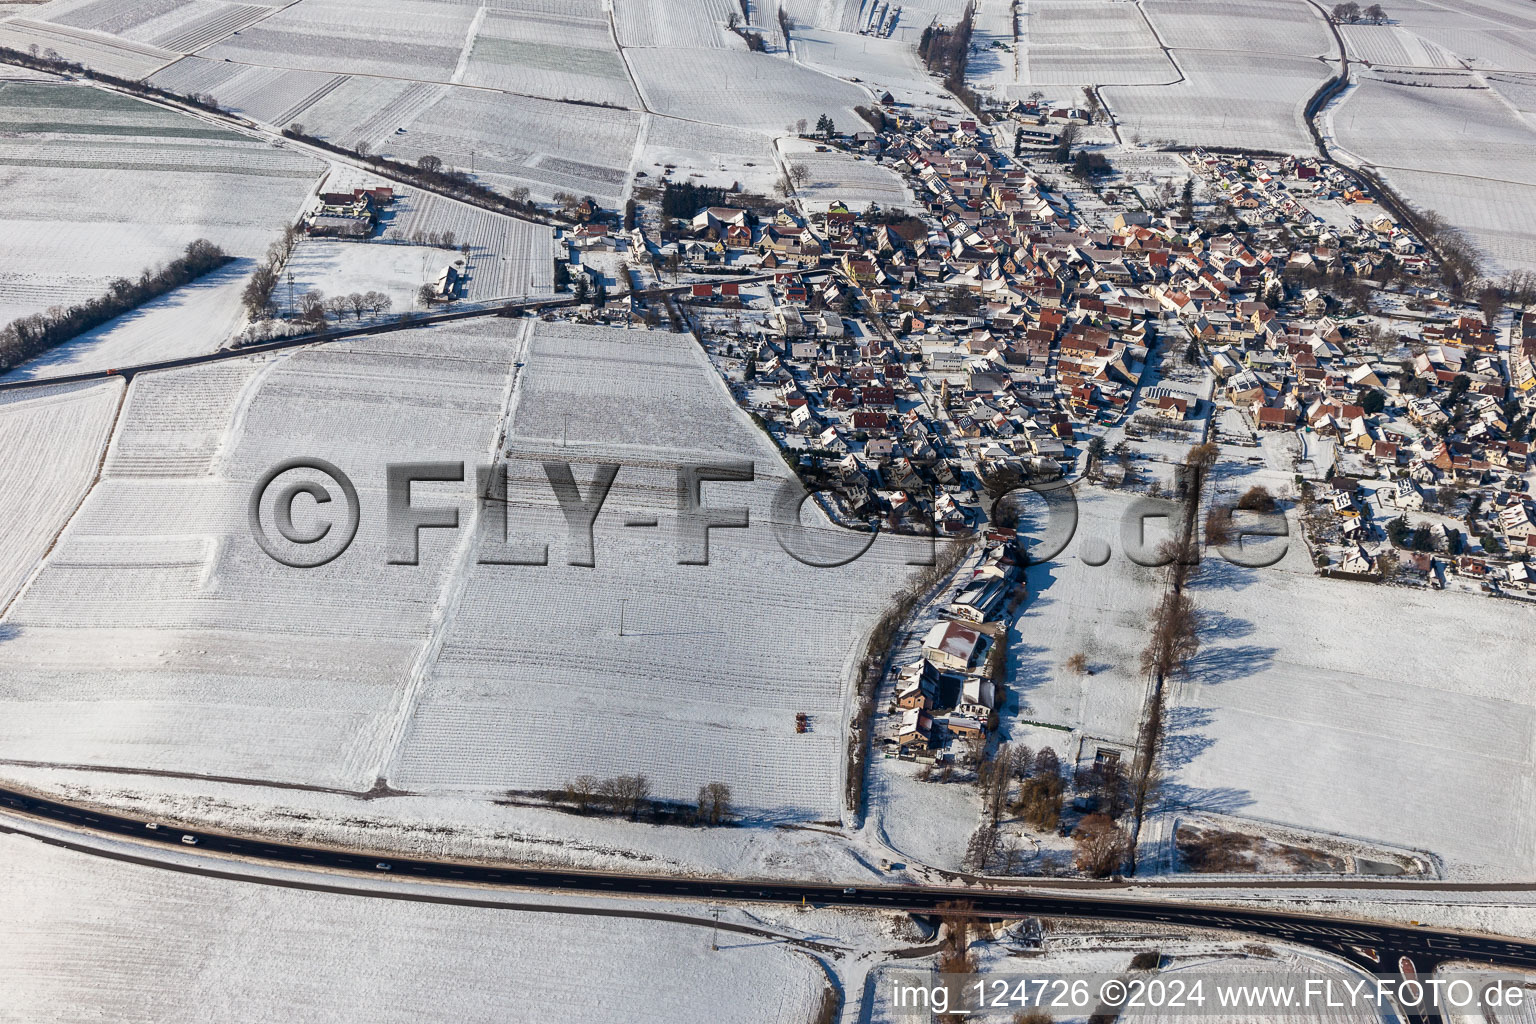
[248,458,1290,572]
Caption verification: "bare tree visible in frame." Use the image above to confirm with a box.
[599,774,650,819]
[364,290,391,315]
[354,139,371,157]
[417,283,438,307]
[1065,652,1089,676]
[347,291,368,320]
[1072,813,1129,877]
[697,781,732,825]
[324,294,351,320]
[297,289,327,324]
[1008,743,1035,781]
[563,774,599,813]
[417,154,443,174]
[1140,590,1200,679]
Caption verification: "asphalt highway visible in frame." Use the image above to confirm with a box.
[5,783,1534,985]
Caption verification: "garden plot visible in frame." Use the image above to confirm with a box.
[0,18,177,77]
[4,257,252,381]
[1328,74,1536,188]
[781,138,911,212]
[0,324,523,788]
[627,47,866,133]
[380,88,642,206]
[0,82,323,325]
[374,189,554,299]
[1102,52,1327,153]
[1163,542,1536,881]
[388,321,924,816]
[0,833,825,1024]
[458,7,638,108]
[0,379,123,610]
[1143,0,1331,57]
[614,0,737,49]
[197,0,479,82]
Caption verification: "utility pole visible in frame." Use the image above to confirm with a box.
[710,908,719,951]
[618,598,626,637]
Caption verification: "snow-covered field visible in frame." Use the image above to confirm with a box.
[0,81,322,326]
[459,6,640,108]
[1328,74,1536,188]
[1142,0,1331,57]
[148,56,352,128]
[3,258,252,381]
[1103,52,1328,153]
[639,114,781,193]
[614,0,738,49]
[380,88,642,207]
[1161,508,1536,881]
[0,379,122,609]
[196,0,480,82]
[1010,487,1168,755]
[388,320,923,816]
[0,830,826,1024]
[627,47,867,133]
[0,17,176,78]
[0,318,920,819]
[1014,0,1178,92]
[1324,73,1536,271]
[0,324,523,789]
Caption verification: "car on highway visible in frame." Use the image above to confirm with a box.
[180,834,198,845]
[842,887,857,895]
[375,862,392,871]
[144,822,159,831]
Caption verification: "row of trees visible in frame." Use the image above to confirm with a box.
[290,288,394,326]
[1,239,232,370]
[240,224,301,318]
[555,774,734,824]
[916,3,980,111]
[1330,2,1387,23]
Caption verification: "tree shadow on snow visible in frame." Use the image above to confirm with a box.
[1188,642,1276,686]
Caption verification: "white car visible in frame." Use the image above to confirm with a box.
[180,834,198,845]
